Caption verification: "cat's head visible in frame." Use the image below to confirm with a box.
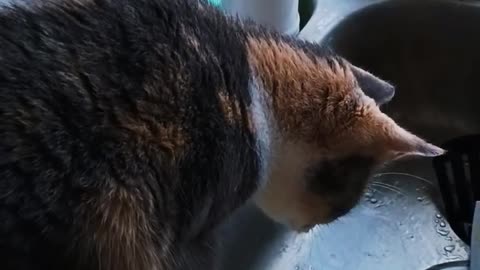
[247,38,443,231]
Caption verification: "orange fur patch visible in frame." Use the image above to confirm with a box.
[217,90,243,126]
[119,113,187,160]
[78,187,167,270]
[246,37,366,145]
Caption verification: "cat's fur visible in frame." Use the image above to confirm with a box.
[0,0,443,269]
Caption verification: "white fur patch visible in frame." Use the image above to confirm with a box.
[248,77,274,187]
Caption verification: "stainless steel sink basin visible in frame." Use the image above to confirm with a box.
[219,1,480,269]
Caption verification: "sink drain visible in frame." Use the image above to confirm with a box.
[433,134,480,245]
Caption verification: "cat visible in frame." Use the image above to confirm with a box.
[0,0,444,269]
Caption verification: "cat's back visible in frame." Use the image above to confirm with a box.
[0,0,253,177]
[0,0,229,92]
[0,1,259,269]
[0,0,250,129]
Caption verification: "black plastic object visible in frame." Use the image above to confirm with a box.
[433,134,480,245]
[425,261,469,270]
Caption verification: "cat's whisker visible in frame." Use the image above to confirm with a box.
[369,182,405,196]
[370,183,404,196]
[375,172,433,185]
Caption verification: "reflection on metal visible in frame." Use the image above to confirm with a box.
[470,202,480,270]
[219,0,480,269]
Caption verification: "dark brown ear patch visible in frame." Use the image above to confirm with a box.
[305,156,376,196]
[351,66,395,106]
[304,155,377,220]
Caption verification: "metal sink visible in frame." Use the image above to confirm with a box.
[218,1,480,269]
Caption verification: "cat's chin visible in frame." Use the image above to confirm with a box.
[290,222,325,233]
[294,223,316,233]
[287,209,349,233]
[285,216,335,233]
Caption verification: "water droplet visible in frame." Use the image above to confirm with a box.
[446,236,453,241]
[417,196,424,202]
[365,192,373,198]
[436,214,442,219]
[370,198,378,204]
[439,222,446,228]
[444,245,455,253]
[295,266,300,270]
[436,227,450,236]
[374,201,385,208]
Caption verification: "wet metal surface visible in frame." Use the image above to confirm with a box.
[219,172,470,270]
[219,0,480,269]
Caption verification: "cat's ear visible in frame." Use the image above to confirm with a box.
[371,113,445,160]
[351,65,395,106]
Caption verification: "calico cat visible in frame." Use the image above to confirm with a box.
[0,0,443,269]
